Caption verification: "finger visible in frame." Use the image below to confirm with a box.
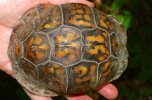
[46,0,94,7]
[67,94,93,100]
[24,89,53,100]
[97,83,118,100]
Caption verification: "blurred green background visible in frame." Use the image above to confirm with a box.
[0,0,152,100]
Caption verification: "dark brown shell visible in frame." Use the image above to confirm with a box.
[8,3,128,96]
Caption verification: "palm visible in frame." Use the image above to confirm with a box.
[0,0,32,75]
[0,0,117,100]
[0,23,12,75]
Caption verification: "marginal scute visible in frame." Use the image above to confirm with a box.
[110,15,127,57]
[19,58,38,78]
[50,26,82,66]
[34,4,62,33]
[14,41,23,61]
[24,33,50,65]
[82,28,110,63]
[94,9,115,34]
[97,57,118,86]
[14,8,38,41]
[22,7,38,24]
[110,33,127,57]
[62,3,95,30]
[108,15,126,35]
[13,20,33,41]
[37,61,67,94]
[67,61,97,93]
[110,33,118,57]
[112,54,128,81]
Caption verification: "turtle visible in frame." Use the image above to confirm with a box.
[8,3,128,96]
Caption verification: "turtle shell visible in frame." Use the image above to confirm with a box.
[8,3,128,96]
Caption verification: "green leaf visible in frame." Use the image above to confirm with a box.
[122,11,133,29]
[111,0,125,11]
[111,10,132,29]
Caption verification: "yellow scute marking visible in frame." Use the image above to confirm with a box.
[77,9,84,14]
[103,61,111,71]
[84,14,91,21]
[55,49,68,59]
[75,76,90,83]
[86,35,104,43]
[44,22,59,29]
[98,56,105,61]
[33,37,43,44]
[56,33,80,43]
[100,45,106,53]
[98,54,109,62]
[102,32,108,38]
[74,66,88,76]
[87,46,100,55]
[26,37,35,61]
[79,20,91,26]
[101,61,112,78]
[31,44,49,51]
[102,70,111,78]
[74,15,83,19]
[35,52,45,61]
[99,20,109,29]
[70,10,77,15]
[68,19,92,27]
[39,44,49,50]
[69,55,76,62]
[49,68,54,73]
[85,7,91,14]
[90,65,97,82]
[87,45,106,55]
[15,44,22,58]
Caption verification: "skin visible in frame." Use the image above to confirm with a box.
[0,0,118,100]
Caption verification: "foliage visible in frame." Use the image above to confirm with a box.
[108,0,152,99]
[111,0,132,29]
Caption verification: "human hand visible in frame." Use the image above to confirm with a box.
[0,0,118,99]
